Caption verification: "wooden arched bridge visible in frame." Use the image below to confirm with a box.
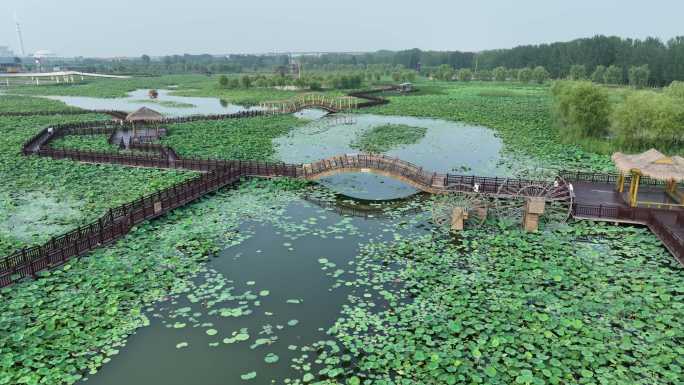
[259,94,359,114]
[1,86,682,288]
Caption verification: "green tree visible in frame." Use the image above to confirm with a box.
[436,64,454,81]
[591,65,606,83]
[240,75,252,88]
[518,67,533,83]
[391,72,402,82]
[457,68,473,81]
[551,81,611,139]
[493,66,507,82]
[141,54,151,65]
[532,66,550,84]
[218,75,229,88]
[568,64,587,80]
[628,65,650,88]
[477,69,492,81]
[604,65,623,85]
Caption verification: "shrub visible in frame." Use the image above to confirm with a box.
[665,81,684,99]
[435,64,454,81]
[551,81,611,139]
[612,90,684,149]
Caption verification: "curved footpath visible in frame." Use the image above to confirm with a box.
[1,88,682,287]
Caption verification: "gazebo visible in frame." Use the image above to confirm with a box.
[124,107,164,143]
[612,149,684,208]
[125,107,164,122]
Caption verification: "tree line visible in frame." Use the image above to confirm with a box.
[551,81,684,152]
[299,35,684,86]
[38,35,684,86]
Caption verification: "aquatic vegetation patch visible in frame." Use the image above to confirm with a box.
[0,178,312,384]
[49,134,121,152]
[350,124,427,153]
[293,221,684,384]
[161,115,306,160]
[0,191,83,245]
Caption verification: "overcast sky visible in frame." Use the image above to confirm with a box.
[1,0,682,57]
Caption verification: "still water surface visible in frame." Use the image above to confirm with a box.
[85,198,424,384]
[276,112,509,199]
[44,89,256,116]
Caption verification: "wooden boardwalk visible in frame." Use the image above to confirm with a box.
[2,87,682,287]
[570,179,684,264]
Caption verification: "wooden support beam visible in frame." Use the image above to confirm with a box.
[523,197,545,232]
[451,207,467,231]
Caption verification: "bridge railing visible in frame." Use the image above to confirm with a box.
[560,170,666,186]
[299,154,436,186]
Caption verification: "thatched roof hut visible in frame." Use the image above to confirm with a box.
[612,149,684,182]
[125,107,164,122]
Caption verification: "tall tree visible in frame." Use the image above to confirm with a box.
[569,64,587,80]
[457,68,473,81]
[532,66,550,84]
[518,68,533,83]
[604,65,624,85]
[591,65,606,83]
[629,65,651,88]
[493,66,507,81]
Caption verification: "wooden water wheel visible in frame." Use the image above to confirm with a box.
[491,176,573,224]
[431,186,489,229]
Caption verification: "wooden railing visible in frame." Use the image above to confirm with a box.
[572,203,684,264]
[560,170,666,186]
[300,154,435,186]
[0,166,244,287]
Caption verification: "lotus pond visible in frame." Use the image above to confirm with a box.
[2,178,682,385]
[1,85,683,385]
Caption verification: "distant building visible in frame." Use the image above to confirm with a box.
[0,57,22,73]
[0,46,14,57]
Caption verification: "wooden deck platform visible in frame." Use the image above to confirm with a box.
[571,181,684,265]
